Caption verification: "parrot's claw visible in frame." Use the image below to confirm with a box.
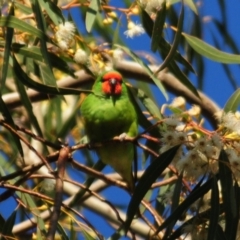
[119,133,128,142]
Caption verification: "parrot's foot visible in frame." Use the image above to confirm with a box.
[119,133,128,141]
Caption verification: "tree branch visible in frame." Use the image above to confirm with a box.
[2,61,220,128]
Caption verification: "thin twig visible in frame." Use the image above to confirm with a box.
[0,182,103,239]
[0,120,54,173]
[46,146,69,240]
[71,159,128,189]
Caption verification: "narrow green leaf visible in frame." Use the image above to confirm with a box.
[159,37,195,73]
[48,53,75,77]
[115,44,168,100]
[213,19,239,54]
[223,88,240,113]
[211,34,238,90]
[1,4,14,91]
[70,219,76,240]
[230,182,240,240]
[168,0,198,14]
[0,214,5,232]
[151,2,167,52]
[31,0,47,32]
[0,16,45,39]
[169,61,199,98]
[141,8,195,73]
[0,96,23,157]
[36,227,44,240]
[156,176,217,234]
[207,176,219,240]
[127,86,157,130]
[155,0,184,73]
[113,18,121,45]
[38,0,64,25]
[12,44,43,60]
[86,0,100,33]
[125,145,180,231]
[12,44,75,77]
[219,150,237,239]
[2,210,17,236]
[14,1,32,14]
[163,173,183,239]
[141,8,153,35]
[183,32,240,63]
[57,223,69,240]
[184,0,198,14]
[14,77,43,137]
[128,85,161,161]
[32,0,57,88]
[133,86,162,120]
[12,55,90,95]
[167,204,225,240]
[39,63,57,86]
[17,192,47,234]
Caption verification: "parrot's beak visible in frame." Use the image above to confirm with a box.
[110,78,117,86]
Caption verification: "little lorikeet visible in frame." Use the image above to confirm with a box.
[80,71,138,189]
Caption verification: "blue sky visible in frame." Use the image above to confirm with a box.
[1,1,240,239]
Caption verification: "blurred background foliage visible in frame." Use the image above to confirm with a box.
[0,0,240,239]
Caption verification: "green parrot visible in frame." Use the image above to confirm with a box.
[80,70,138,189]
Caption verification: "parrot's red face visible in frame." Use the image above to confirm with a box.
[102,72,123,95]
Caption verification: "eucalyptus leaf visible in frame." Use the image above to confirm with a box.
[1,5,14,91]
[0,16,46,40]
[125,145,180,232]
[1,210,17,237]
[38,0,64,25]
[115,44,168,100]
[12,55,90,95]
[86,0,100,32]
[151,2,167,52]
[223,88,240,113]
[183,32,240,63]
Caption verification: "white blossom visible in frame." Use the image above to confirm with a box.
[176,149,208,180]
[161,131,178,145]
[170,96,186,109]
[204,145,220,159]
[74,49,88,64]
[56,21,75,42]
[124,22,145,38]
[175,132,187,144]
[188,104,201,117]
[235,111,240,119]
[140,0,166,13]
[57,40,68,50]
[222,112,240,135]
[194,136,208,151]
[211,133,223,149]
[112,48,124,61]
[56,21,75,50]
[164,117,180,127]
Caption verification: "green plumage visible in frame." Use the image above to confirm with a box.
[80,71,138,189]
